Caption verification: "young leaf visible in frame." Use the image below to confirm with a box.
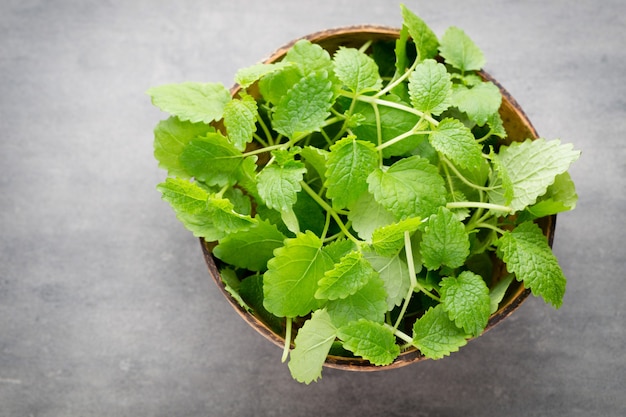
[495,221,567,308]
[333,47,382,93]
[263,231,335,317]
[206,196,256,234]
[301,146,329,184]
[421,206,470,270]
[223,94,258,150]
[440,271,491,336]
[408,59,452,115]
[439,27,485,72]
[316,251,377,300]
[367,155,447,220]
[347,192,396,241]
[401,4,439,61]
[284,39,333,74]
[371,217,423,257]
[429,118,485,172]
[147,82,231,124]
[326,274,388,328]
[518,172,578,221]
[488,139,581,212]
[234,62,292,88]
[257,160,307,212]
[322,239,358,264]
[489,273,514,314]
[451,82,502,126]
[259,65,304,106]
[363,249,411,309]
[412,304,470,359]
[213,219,286,271]
[337,320,400,366]
[179,132,244,187]
[220,268,250,311]
[288,309,337,384]
[325,135,379,209]
[153,116,215,178]
[272,71,334,139]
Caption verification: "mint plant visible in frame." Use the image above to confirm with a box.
[148,4,580,384]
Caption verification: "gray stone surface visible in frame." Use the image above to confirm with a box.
[1,0,624,415]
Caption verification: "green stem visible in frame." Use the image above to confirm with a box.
[376,57,419,97]
[446,201,513,213]
[384,323,413,345]
[241,143,285,158]
[342,91,440,127]
[474,222,507,235]
[441,156,498,192]
[281,317,292,363]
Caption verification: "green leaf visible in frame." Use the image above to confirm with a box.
[325,135,379,209]
[147,82,231,124]
[408,59,452,115]
[257,160,307,212]
[488,139,581,212]
[157,178,222,240]
[220,268,250,311]
[351,96,428,158]
[401,4,439,61]
[213,218,286,271]
[316,251,377,300]
[288,309,337,384]
[337,320,400,366]
[333,47,382,93]
[347,192,396,241]
[495,221,567,308]
[207,196,256,234]
[284,39,333,74]
[326,273,388,328]
[440,271,491,336]
[486,111,507,139]
[179,132,244,187]
[223,94,258,150]
[519,172,578,221]
[301,146,329,185]
[272,70,334,139]
[239,274,285,334]
[429,118,485,172]
[489,273,514,314]
[322,239,358,263]
[412,304,470,359]
[368,155,447,220]
[259,64,303,105]
[439,26,485,72]
[363,249,411,309]
[263,231,335,317]
[153,116,214,178]
[451,82,502,126]
[421,206,470,270]
[371,217,423,257]
[234,62,292,88]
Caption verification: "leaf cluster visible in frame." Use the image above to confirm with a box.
[148,4,580,383]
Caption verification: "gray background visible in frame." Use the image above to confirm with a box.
[1,0,624,416]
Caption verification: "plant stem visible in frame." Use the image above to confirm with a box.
[385,323,413,344]
[474,222,507,235]
[341,91,440,126]
[446,201,512,213]
[281,317,292,363]
[440,156,496,192]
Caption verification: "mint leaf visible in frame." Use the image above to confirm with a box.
[223,94,258,150]
[263,231,335,317]
[337,320,400,366]
[153,116,214,178]
[207,196,256,234]
[439,27,485,72]
[451,82,502,126]
[234,62,292,88]
[488,139,581,212]
[363,249,411,309]
[421,206,470,270]
[288,309,337,384]
[284,39,332,74]
[489,273,514,314]
[408,59,452,115]
[429,118,485,172]
[495,221,567,308]
[157,178,223,240]
[147,82,231,124]
[272,71,334,139]
[519,172,578,221]
[301,146,329,184]
[347,192,396,241]
[322,239,358,263]
[179,132,243,187]
[257,160,307,212]
[401,4,439,61]
[412,304,470,359]
[371,217,423,257]
[220,268,250,311]
[326,274,388,328]
[440,271,491,336]
[325,135,379,209]
[213,218,286,271]
[316,251,377,300]
[333,47,382,94]
[367,155,447,220]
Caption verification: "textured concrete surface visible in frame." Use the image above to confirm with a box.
[1,0,624,416]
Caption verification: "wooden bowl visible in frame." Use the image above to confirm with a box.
[200,26,555,371]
